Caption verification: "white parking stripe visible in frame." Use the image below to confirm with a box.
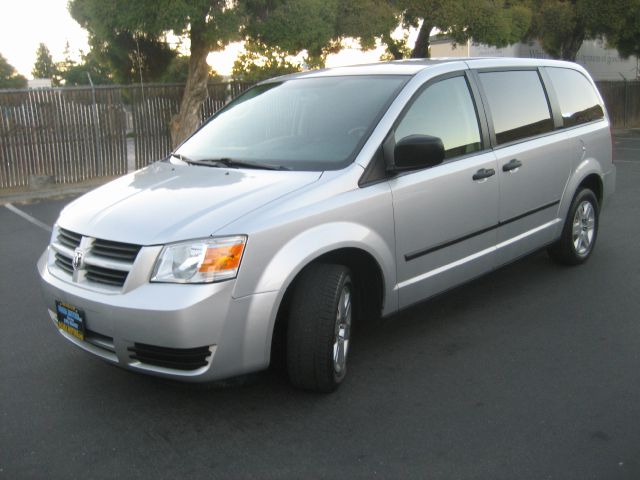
[4,203,52,232]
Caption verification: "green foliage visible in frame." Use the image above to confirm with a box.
[232,40,302,82]
[369,0,534,59]
[87,33,177,84]
[336,0,398,49]
[0,53,27,88]
[244,0,338,61]
[599,0,640,59]
[525,0,633,61]
[380,33,413,61]
[70,0,242,51]
[32,43,58,82]
[58,50,113,86]
[458,2,533,48]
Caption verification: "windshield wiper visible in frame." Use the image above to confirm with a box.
[170,153,288,170]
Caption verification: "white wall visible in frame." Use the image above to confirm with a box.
[430,37,639,80]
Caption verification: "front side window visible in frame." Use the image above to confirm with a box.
[176,76,407,171]
[479,70,553,145]
[546,67,604,127]
[395,76,482,159]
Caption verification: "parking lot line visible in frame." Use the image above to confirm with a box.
[4,203,52,232]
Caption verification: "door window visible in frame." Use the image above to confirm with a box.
[395,76,482,159]
[479,70,553,145]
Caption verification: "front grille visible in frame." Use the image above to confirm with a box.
[51,228,141,289]
[128,343,213,371]
[54,252,74,274]
[92,238,141,263]
[85,264,129,287]
[58,228,81,249]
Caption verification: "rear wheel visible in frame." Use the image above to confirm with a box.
[286,263,354,393]
[548,188,599,265]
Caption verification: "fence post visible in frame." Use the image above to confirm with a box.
[86,73,103,176]
[624,78,630,129]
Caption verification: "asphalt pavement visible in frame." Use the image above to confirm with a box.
[1,133,639,479]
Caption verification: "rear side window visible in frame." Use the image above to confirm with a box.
[546,67,604,127]
[479,70,553,145]
[395,76,482,159]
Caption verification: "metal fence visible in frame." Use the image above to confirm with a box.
[0,81,252,189]
[0,79,638,190]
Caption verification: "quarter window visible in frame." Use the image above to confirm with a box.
[546,67,604,127]
[395,76,482,159]
[479,70,553,145]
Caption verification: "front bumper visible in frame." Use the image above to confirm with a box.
[37,250,279,382]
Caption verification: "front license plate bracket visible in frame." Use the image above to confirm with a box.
[55,301,85,341]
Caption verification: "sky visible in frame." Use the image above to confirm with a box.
[0,0,409,80]
[0,0,89,77]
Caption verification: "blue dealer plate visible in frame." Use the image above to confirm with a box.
[55,301,85,341]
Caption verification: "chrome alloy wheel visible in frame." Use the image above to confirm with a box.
[572,200,596,256]
[333,284,352,375]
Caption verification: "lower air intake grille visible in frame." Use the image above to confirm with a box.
[128,343,213,371]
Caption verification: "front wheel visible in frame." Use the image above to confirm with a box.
[286,263,354,393]
[548,188,599,265]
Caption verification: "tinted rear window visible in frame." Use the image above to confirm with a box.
[546,67,604,127]
[479,70,554,145]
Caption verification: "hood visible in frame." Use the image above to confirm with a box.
[58,160,322,245]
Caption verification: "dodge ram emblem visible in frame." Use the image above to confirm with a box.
[72,248,85,271]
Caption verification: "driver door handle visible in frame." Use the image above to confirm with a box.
[472,168,496,181]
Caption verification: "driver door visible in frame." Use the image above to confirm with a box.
[388,73,500,308]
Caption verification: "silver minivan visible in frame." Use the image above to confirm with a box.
[38,58,615,392]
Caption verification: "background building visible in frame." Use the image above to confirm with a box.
[431,37,640,81]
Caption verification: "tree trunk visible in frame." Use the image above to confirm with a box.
[411,21,433,59]
[170,27,210,149]
[560,29,585,62]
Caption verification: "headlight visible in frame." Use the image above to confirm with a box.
[151,236,247,284]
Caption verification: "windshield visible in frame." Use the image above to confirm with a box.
[176,76,408,171]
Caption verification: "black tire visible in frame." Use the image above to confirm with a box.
[286,263,354,393]
[547,188,599,265]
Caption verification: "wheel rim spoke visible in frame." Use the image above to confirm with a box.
[333,284,352,374]
[571,200,596,256]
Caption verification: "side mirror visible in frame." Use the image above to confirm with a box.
[390,134,445,171]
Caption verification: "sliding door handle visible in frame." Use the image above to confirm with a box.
[502,159,523,172]
[472,168,496,181]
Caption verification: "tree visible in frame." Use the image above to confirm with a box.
[0,53,27,88]
[381,0,532,59]
[599,0,640,59]
[81,32,178,85]
[32,43,58,82]
[58,50,113,86]
[243,0,397,67]
[159,55,221,83]
[232,40,302,82]
[70,0,242,147]
[525,0,629,61]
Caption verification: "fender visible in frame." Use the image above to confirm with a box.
[556,157,605,234]
[249,221,398,316]
[234,221,398,367]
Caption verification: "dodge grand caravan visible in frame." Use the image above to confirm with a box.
[38,58,615,392]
